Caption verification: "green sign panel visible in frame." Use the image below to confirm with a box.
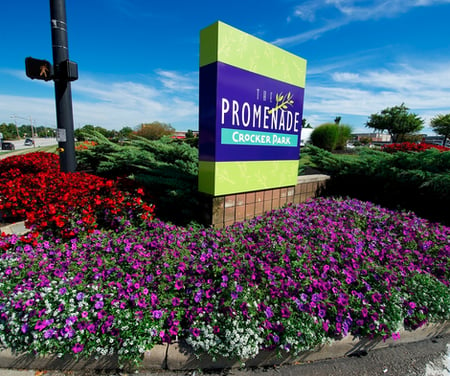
[198,21,307,196]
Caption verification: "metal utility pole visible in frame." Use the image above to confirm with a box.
[50,0,77,172]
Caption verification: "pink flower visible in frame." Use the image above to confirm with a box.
[191,328,200,337]
[72,343,84,353]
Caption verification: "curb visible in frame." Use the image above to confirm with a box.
[0,322,448,373]
[0,221,28,236]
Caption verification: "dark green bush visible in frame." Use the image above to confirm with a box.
[76,132,201,225]
[303,145,450,225]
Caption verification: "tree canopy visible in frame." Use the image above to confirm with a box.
[430,113,450,145]
[136,121,175,140]
[365,103,424,143]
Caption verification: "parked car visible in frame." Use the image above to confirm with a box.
[1,142,15,150]
[24,138,34,146]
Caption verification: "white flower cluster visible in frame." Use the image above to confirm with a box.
[185,313,263,361]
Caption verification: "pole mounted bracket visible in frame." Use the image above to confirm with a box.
[55,60,78,81]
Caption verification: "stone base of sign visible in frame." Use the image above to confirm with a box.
[200,174,330,227]
[0,322,448,373]
[0,221,27,235]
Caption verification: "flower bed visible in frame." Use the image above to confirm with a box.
[382,142,450,153]
[0,196,449,367]
[0,152,154,238]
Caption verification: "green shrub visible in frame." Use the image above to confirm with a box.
[310,123,338,151]
[75,131,201,225]
[303,145,450,225]
[310,123,352,151]
[336,124,353,150]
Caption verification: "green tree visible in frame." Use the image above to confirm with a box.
[18,124,34,138]
[184,129,199,148]
[0,123,19,140]
[430,113,450,146]
[302,118,312,128]
[118,126,134,139]
[366,103,424,143]
[136,121,175,140]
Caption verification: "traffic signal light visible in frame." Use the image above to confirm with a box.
[25,57,53,81]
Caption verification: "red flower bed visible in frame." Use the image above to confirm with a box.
[75,140,97,150]
[382,142,450,153]
[0,152,154,238]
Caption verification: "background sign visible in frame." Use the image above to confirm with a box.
[198,21,307,196]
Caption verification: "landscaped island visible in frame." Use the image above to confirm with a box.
[0,150,449,368]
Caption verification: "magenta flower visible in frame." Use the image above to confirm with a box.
[72,343,84,353]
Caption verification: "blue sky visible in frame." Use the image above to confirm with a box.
[1,0,450,134]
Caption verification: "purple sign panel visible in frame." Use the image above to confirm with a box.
[199,62,305,162]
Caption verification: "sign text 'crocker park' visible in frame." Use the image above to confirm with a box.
[198,21,307,196]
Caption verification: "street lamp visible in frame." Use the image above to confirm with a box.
[11,115,36,146]
[10,115,23,139]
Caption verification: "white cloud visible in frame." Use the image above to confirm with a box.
[0,95,57,127]
[0,71,199,130]
[303,60,450,133]
[155,70,198,91]
[71,75,198,129]
[272,21,345,46]
[278,0,450,46]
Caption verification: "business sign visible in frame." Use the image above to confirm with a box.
[198,21,307,196]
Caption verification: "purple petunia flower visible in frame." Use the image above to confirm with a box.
[76,292,85,301]
[72,343,84,353]
[191,328,200,337]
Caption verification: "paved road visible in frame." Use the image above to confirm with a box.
[3,137,58,151]
[0,334,448,376]
[0,138,58,160]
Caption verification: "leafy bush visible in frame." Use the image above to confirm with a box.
[310,123,352,151]
[0,152,155,238]
[75,132,200,225]
[304,145,450,225]
[310,123,339,151]
[0,197,448,365]
[336,124,353,150]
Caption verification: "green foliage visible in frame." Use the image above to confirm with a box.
[0,123,18,139]
[336,124,352,150]
[303,145,450,225]
[405,274,450,328]
[366,103,424,142]
[310,123,352,151]
[74,124,117,141]
[430,113,450,145]
[76,131,201,225]
[310,123,339,151]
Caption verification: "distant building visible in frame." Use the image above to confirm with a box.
[422,135,449,146]
[352,133,391,143]
[172,130,199,139]
[300,128,313,146]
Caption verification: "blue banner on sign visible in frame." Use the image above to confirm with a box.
[221,128,298,147]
